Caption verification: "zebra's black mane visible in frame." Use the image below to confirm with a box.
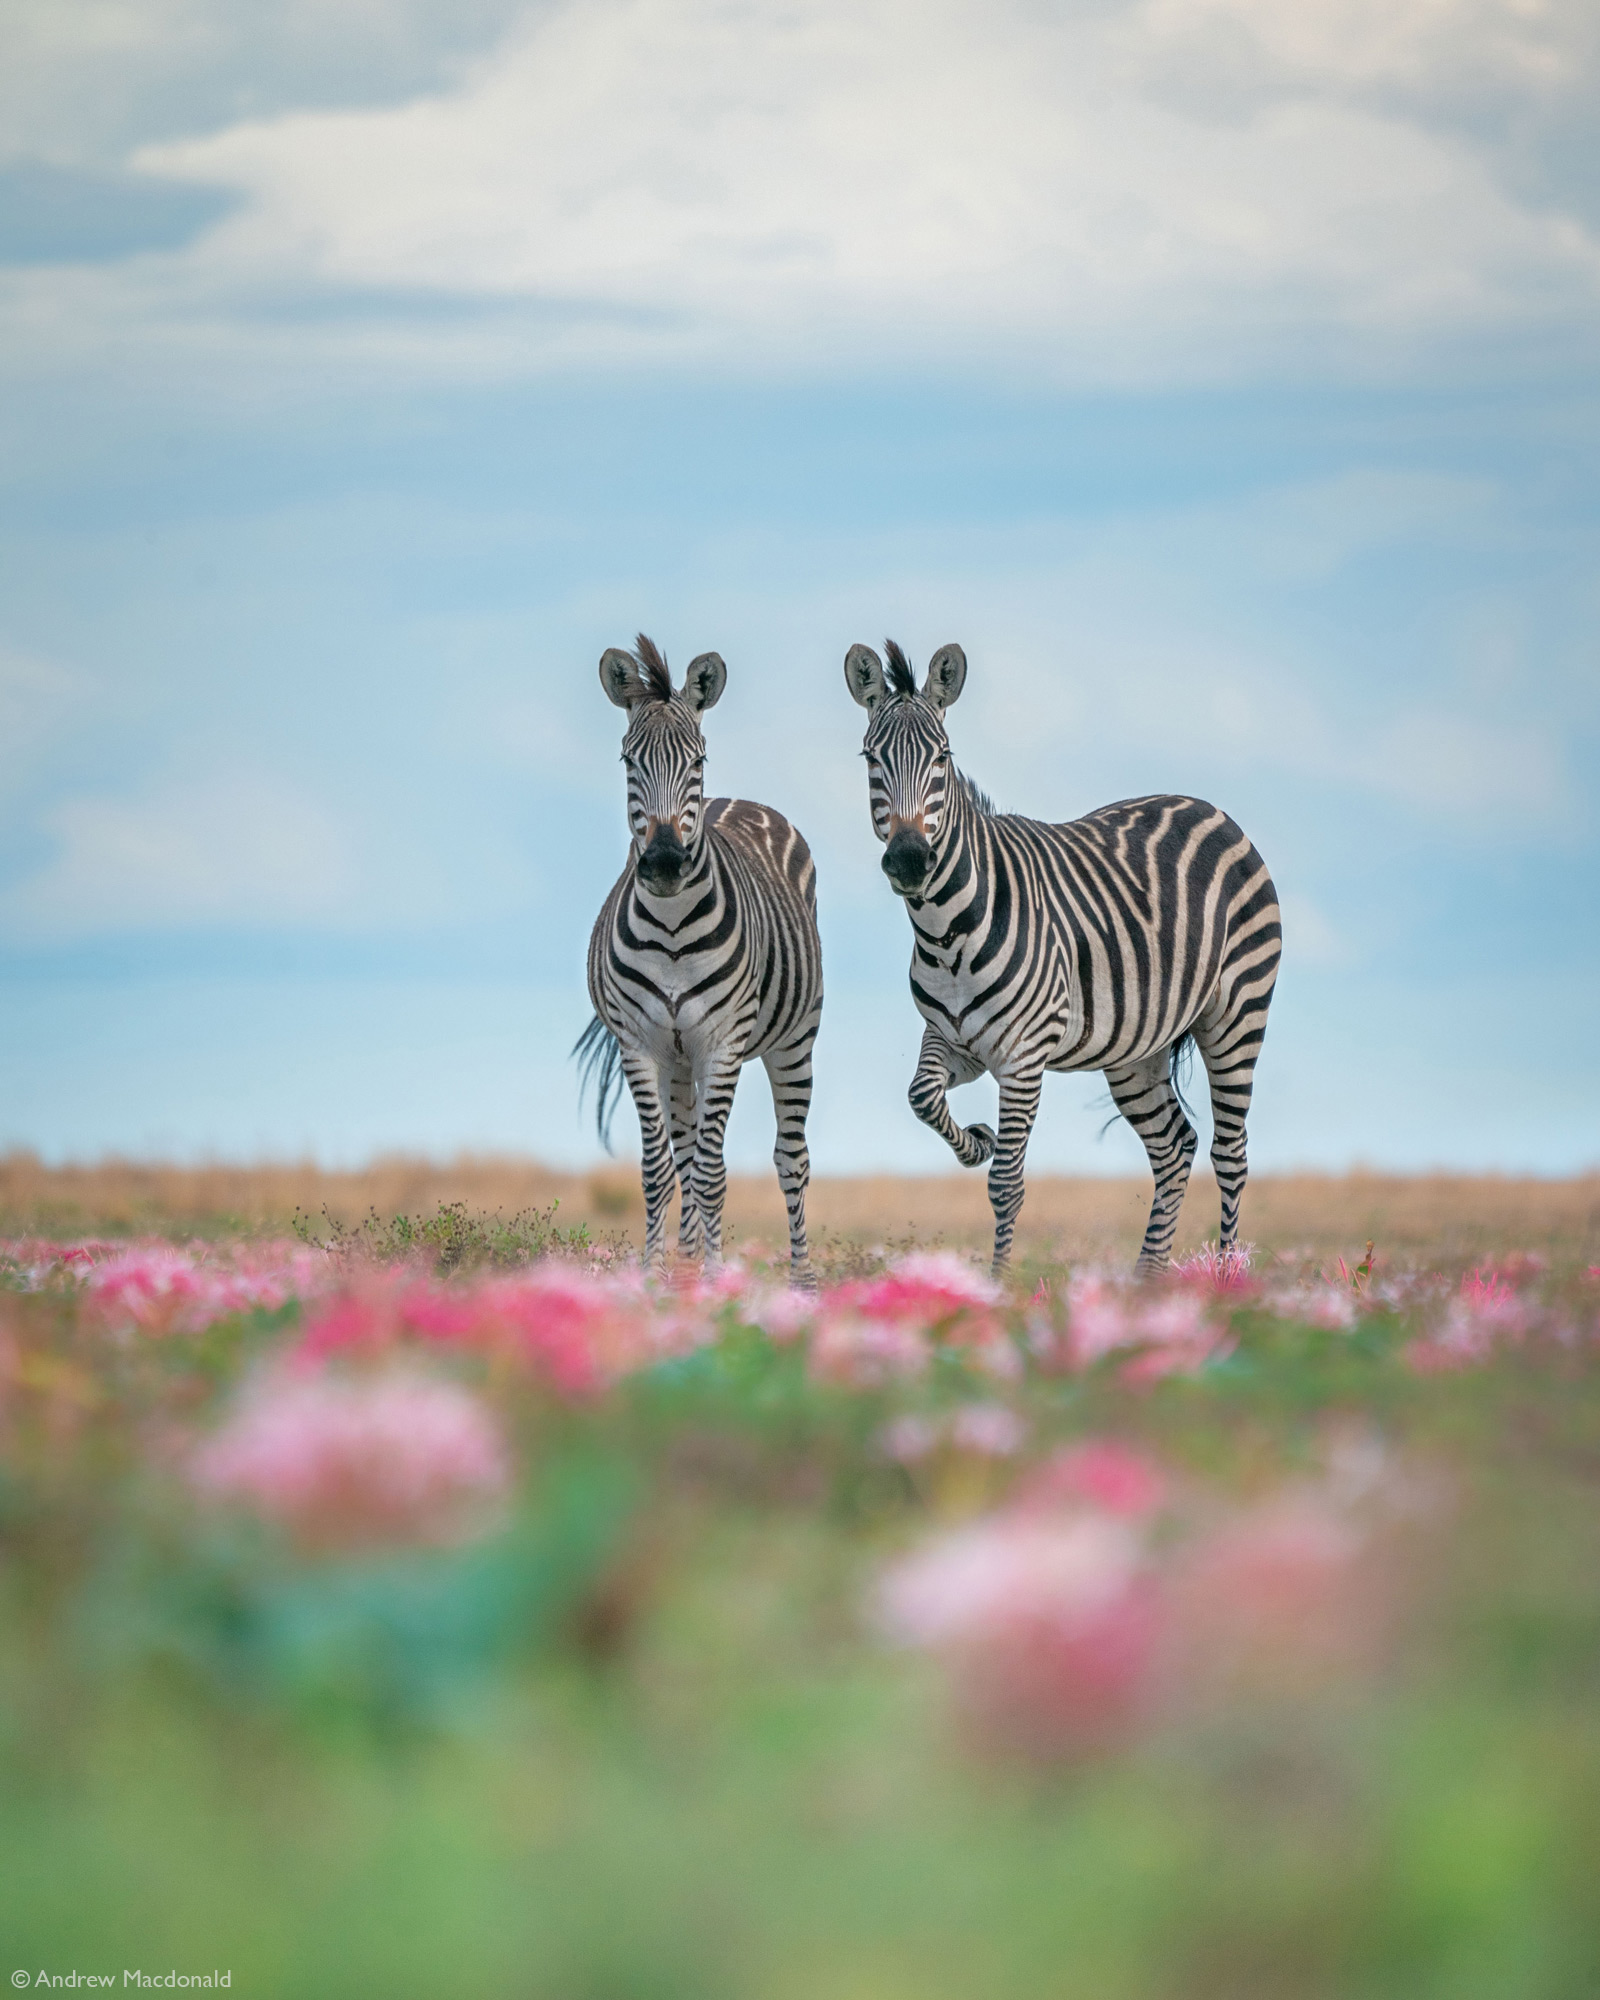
[633,633,674,703]
[883,638,918,698]
[883,638,997,815]
[958,770,998,817]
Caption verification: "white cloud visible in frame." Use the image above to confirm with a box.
[0,645,85,759]
[1277,890,1356,968]
[112,0,1600,384]
[1138,0,1592,94]
[2,770,363,937]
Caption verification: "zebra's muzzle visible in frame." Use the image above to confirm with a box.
[638,824,688,894]
[883,825,933,896]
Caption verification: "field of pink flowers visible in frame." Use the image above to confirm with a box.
[4,1222,1600,1996]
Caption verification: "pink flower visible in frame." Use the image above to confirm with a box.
[1059,1274,1136,1367]
[876,1511,1161,1755]
[297,1263,660,1395]
[1170,1244,1258,1296]
[191,1369,511,1554]
[1270,1282,1359,1330]
[949,1402,1028,1457]
[82,1242,329,1336]
[878,1414,944,1464]
[743,1286,817,1342]
[810,1313,929,1387]
[1406,1265,1537,1372]
[829,1251,1002,1334]
[879,1404,1027,1462]
[1020,1441,1168,1519]
[1059,1274,1225,1378]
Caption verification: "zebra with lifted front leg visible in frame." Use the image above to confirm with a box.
[845,639,1281,1276]
[577,636,823,1282]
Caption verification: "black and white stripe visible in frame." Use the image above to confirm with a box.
[579,636,824,1279]
[846,639,1281,1273]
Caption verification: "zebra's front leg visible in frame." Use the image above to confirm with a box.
[1105,1053,1199,1274]
[763,1038,817,1288]
[619,1048,677,1269]
[987,1069,1043,1274]
[689,1036,749,1269]
[908,1025,995,1169]
[668,1067,704,1259]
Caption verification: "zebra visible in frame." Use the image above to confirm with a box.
[577,636,824,1281]
[844,639,1281,1275]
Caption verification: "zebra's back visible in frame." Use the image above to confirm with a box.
[1045,793,1277,1067]
[704,797,818,918]
[918,792,1278,1075]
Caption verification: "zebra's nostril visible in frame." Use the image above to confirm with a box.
[883,827,932,889]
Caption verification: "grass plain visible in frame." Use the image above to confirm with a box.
[3,1155,1600,1998]
[4,1149,1596,1266]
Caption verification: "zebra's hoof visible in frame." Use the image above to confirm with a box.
[962,1122,997,1166]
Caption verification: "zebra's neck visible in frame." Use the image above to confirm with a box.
[904,772,987,940]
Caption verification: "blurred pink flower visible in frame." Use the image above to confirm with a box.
[878,1414,944,1464]
[1059,1275,1225,1379]
[743,1286,817,1342]
[191,1368,511,1554]
[1290,1283,1359,1330]
[876,1510,1161,1755]
[830,1252,1001,1332]
[1406,1265,1537,1372]
[1020,1440,1168,1519]
[879,1404,1027,1462]
[297,1262,679,1394]
[82,1242,329,1336]
[949,1402,1028,1457]
[810,1313,929,1387]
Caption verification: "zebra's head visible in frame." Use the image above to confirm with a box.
[844,639,968,898]
[600,634,727,897]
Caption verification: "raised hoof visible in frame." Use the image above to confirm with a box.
[961,1122,997,1167]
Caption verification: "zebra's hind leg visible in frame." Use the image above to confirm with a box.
[987,1068,1043,1274]
[1105,1052,1199,1275]
[619,1048,677,1269]
[668,1067,703,1259]
[1194,983,1278,1252]
[763,1038,817,1288]
[908,1025,995,1168]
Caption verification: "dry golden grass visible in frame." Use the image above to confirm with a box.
[3,1150,1596,1268]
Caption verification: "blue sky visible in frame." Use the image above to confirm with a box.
[2,0,1597,1176]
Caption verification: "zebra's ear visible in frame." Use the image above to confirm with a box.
[682,651,727,713]
[844,643,887,710]
[599,648,641,708]
[924,643,967,710]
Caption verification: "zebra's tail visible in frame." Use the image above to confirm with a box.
[572,1014,625,1154]
[1168,1030,1198,1124]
